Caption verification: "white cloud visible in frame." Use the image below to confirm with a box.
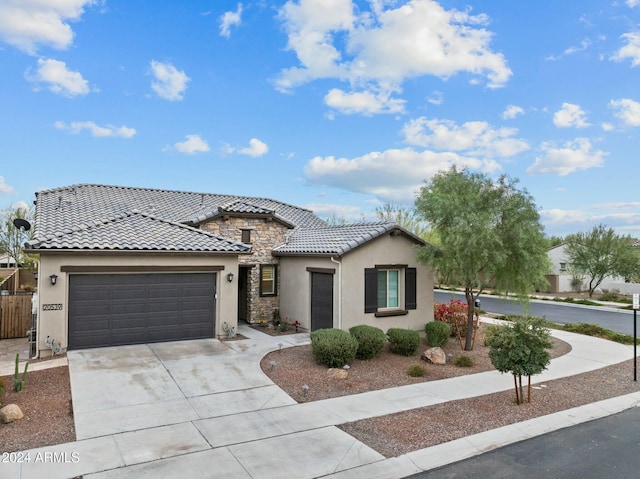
[601,122,614,131]
[541,203,640,237]
[225,138,269,157]
[303,147,500,202]
[239,138,269,157]
[0,0,97,55]
[54,121,136,138]
[150,60,190,101]
[427,90,444,105]
[402,117,529,158]
[171,135,210,154]
[563,38,591,56]
[276,0,511,113]
[627,1,640,8]
[540,208,589,225]
[220,3,243,38]
[0,177,15,195]
[26,58,90,97]
[609,98,640,126]
[324,88,405,115]
[502,104,524,120]
[611,32,640,66]
[553,103,590,128]
[526,138,606,176]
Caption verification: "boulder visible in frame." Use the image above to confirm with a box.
[0,404,24,424]
[421,347,446,365]
[327,368,349,380]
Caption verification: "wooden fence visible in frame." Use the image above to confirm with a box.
[0,294,33,339]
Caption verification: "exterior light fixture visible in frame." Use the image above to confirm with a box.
[227,272,234,282]
[49,274,58,286]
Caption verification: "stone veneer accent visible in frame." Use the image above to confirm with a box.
[201,216,290,323]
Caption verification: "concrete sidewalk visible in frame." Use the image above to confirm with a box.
[8,322,639,479]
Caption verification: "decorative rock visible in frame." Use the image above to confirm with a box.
[0,404,24,424]
[421,347,446,365]
[327,368,349,380]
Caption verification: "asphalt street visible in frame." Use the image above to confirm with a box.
[406,406,640,479]
[435,290,636,335]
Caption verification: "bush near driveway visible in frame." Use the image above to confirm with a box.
[310,328,358,368]
[349,325,386,360]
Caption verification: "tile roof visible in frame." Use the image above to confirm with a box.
[31,184,326,252]
[273,222,427,256]
[30,183,426,256]
[27,210,251,252]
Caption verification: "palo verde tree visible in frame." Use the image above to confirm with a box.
[374,203,439,243]
[415,166,550,350]
[565,224,640,297]
[486,317,552,405]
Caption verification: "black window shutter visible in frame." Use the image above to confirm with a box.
[405,267,417,310]
[364,268,378,313]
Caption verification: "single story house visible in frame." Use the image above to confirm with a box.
[26,184,434,356]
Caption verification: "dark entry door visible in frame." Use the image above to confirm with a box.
[310,272,333,331]
[68,273,216,350]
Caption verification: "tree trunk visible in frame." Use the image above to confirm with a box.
[527,375,531,403]
[518,375,524,405]
[464,286,475,351]
[513,374,519,405]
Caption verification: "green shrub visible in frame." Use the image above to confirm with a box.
[425,321,450,347]
[407,364,426,377]
[349,325,386,359]
[453,354,474,367]
[310,328,358,368]
[387,328,420,356]
[0,377,5,404]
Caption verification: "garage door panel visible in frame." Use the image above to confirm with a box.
[69,273,216,350]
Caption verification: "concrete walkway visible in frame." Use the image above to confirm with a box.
[7,322,639,479]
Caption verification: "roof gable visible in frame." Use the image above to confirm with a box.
[273,222,427,256]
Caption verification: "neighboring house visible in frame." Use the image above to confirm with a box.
[26,184,433,356]
[546,243,637,294]
[0,253,18,268]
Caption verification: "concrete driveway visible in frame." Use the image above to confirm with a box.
[64,326,384,479]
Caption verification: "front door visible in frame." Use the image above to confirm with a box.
[310,272,333,330]
[237,266,250,323]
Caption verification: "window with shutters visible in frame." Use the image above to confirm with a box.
[241,229,252,244]
[365,266,417,316]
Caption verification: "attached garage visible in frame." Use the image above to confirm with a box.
[68,273,216,350]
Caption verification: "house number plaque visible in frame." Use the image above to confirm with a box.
[42,304,63,311]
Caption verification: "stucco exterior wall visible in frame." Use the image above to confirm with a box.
[279,233,433,333]
[341,234,433,332]
[279,256,338,330]
[36,252,239,357]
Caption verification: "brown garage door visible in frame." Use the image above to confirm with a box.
[68,273,216,350]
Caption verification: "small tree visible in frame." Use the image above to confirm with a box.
[415,166,550,350]
[0,204,36,268]
[565,224,640,297]
[486,317,552,405]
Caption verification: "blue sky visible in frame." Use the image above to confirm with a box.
[1,0,639,238]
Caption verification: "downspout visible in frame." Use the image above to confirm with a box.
[330,256,342,330]
[32,257,40,359]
